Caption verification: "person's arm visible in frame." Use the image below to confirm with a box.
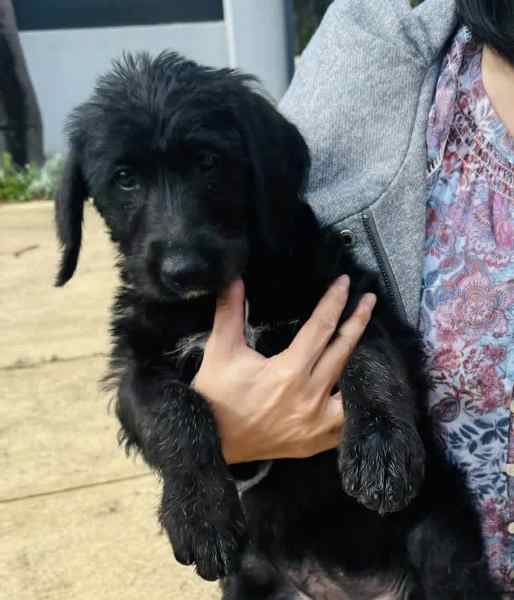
[193,275,376,464]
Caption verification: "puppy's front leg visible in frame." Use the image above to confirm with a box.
[117,370,247,581]
[338,320,426,514]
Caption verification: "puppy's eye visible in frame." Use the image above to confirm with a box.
[113,168,140,192]
[198,151,220,173]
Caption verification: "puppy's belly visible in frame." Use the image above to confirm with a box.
[276,561,414,600]
[234,553,415,600]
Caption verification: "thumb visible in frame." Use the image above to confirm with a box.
[211,279,247,353]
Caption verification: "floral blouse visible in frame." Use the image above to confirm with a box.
[420,27,514,592]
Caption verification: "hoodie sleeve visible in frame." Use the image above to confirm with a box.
[278,0,458,226]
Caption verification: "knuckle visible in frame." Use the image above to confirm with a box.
[277,363,298,383]
[317,314,339,334]
[329,281,346,299]
[297,385,317,410]
[334,335,353,358]
[340,320,364,342]
[356,303,373,324]
[306,393,324,416]
[276,354,302,381]
[355,310,370,326]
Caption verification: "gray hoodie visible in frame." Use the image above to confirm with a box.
[279,0,459,327]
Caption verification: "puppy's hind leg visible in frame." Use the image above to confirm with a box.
[406,488,503,599]
[221,552,303,600]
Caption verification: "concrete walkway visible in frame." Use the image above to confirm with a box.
[1,201,219,600]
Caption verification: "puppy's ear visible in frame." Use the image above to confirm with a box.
[55,149,88,286]
[239,89,311,255]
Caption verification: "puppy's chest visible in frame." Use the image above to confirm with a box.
[172,318,299,367]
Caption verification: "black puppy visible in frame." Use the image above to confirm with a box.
[55,52,500,599]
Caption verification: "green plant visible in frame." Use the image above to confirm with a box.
[0,152,64,202]
[294,0,333,54]
[28,153,64,199]
[0,152,38,202]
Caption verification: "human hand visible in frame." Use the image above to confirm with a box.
[193,276,376,464]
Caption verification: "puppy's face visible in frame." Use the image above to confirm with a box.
[84,91,250,301]
[55,52,310,302]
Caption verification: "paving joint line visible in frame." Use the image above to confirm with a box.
[1,472,154,504]
[0,352,108,371]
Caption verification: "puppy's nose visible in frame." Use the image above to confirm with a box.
[160,255,208,291]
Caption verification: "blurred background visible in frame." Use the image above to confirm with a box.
[1,0,330,168]
[0,1,418,599]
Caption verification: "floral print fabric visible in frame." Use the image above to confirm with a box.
[420,28,514,591]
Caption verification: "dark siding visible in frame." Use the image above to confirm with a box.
[14,0,223,32]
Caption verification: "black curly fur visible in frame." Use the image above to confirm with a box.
[55,51,501,598]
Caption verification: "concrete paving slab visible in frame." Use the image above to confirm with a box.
[0,201,116,369]
[1,477,220,600]
[2,201,221,599]
[0,355,149,501]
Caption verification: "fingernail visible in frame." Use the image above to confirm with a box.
[362,293,377,310]
[336,274,350,289]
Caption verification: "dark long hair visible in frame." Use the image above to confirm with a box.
[456,0,514,64]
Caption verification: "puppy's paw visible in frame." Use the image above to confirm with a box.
[160,477,247,581]
[339,417,426,514]
[169,513,247,581]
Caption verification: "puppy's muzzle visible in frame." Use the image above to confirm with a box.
[160,253,211,297]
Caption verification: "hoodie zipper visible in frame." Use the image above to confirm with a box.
[361,210,407,321]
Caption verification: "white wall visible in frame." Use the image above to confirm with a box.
[223,0,293,102]
[20,22,229,156]
[20,3,293,157]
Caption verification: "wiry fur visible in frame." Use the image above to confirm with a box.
[55,51,500,599]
